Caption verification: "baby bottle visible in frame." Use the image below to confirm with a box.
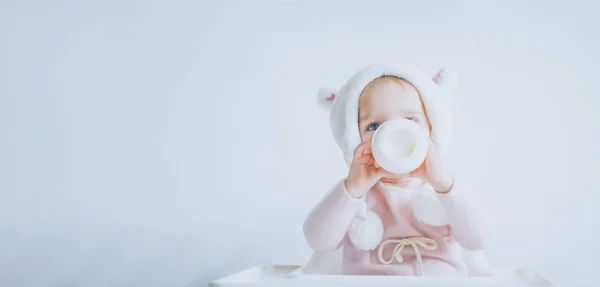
[371,118,429,174]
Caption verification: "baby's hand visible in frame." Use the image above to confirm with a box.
[408,138,454,193]
[345,140,395,198]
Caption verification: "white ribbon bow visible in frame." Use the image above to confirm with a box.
[377,237,438,276]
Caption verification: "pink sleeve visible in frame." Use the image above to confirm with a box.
[303,180,363,252]
[436,179,491,251]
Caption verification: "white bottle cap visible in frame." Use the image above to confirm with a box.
[371,119,428,174]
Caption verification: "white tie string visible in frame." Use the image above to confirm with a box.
[377,237,438,276]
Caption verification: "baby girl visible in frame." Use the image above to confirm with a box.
[303,62,490,277]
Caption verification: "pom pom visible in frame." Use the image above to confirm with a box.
[411,190,449,226]
[317,88,336,111]
[347,211,384,251]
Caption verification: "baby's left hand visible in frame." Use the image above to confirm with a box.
[408,138,454,193]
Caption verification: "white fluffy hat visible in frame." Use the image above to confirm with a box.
[318,62,458,166]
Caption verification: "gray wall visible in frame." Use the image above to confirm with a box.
[1,1,599,286]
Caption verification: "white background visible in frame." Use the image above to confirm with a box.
[1,0,599,286]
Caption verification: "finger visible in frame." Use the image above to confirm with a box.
[353,143,366,160]
[360,153,375,166]
[396,173,411,180]
[362,145,372,155]
[407,170,419,179]
[363,139,372,148]
[360,140,373,155]
[410,162,425,174]
[407,169,417,178]
[408,168,427,181]
[359,150,377,165]
[376,167,396,178]
[353,140,371,160]
[355,154,369,165]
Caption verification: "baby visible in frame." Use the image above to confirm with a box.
[303,62,490,277]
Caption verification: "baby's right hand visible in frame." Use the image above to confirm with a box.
[344,140,395,198]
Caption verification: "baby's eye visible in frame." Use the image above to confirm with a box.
[406,117,420,123]
[367,122,380,131]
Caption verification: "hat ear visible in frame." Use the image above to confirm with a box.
[432,68,459,94]
[317,88,337,111]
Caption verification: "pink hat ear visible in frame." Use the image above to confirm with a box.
[432,69,444,84]
[317,88,337,111]
[432,68,459,93]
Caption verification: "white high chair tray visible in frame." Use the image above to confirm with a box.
[209,264,560,287]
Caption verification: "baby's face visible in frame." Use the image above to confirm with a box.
[358,76,431,141]
[358,76,431,184]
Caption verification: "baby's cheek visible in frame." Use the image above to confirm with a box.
[357,126,372,142]
[362,132,374,142]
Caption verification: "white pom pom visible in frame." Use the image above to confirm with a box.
[411,190,449,226]
[317,88,336,111]
[347,211,384,251]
